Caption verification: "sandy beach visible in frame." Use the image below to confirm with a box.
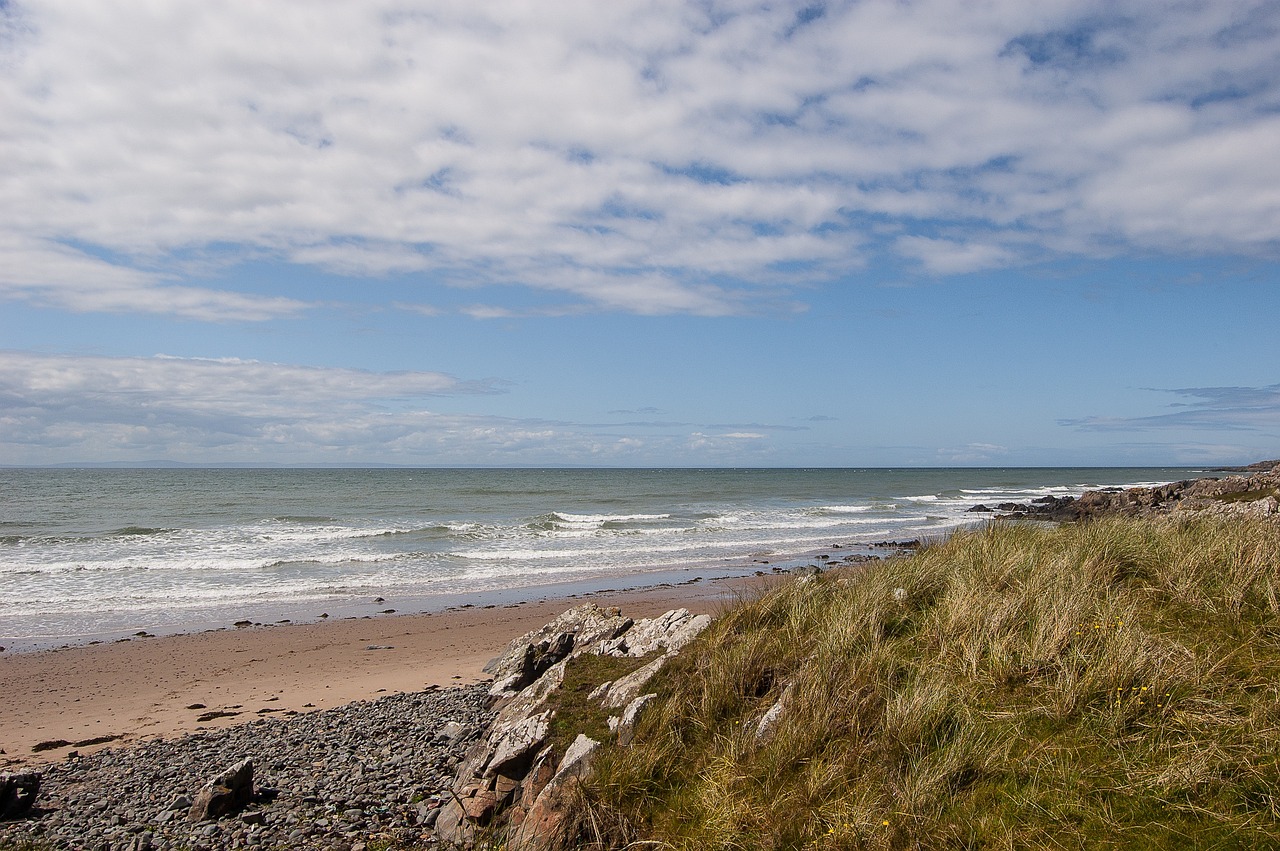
[0,579,748,770]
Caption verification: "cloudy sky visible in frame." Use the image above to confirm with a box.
[1,0,1278,467]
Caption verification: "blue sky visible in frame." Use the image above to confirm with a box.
[1,0,1278,467]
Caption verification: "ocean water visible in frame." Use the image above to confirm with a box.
[0,466,1197,649]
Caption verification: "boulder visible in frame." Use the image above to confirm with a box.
[0,772,40,820]
[610,694,656,746]
[485,710,552,779]
[187,758,254,822]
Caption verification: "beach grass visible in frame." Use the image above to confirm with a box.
[574,515,1280,849]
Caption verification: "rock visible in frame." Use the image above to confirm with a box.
[187,758,254,822]
[507,736,600,851]
[755,683,796,744]
[967,504,993,512]
[485,711,552,778]
[0,772,41,820]
[596,609,712,657]
[602,654,672,710]
[484,604,633,698]
[614,694,656,746]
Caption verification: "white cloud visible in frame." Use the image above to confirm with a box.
[895,236,1017,275]
[1,0,1277,317]
[0,351,798,464]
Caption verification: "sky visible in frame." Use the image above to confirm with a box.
[1,0,1278,468]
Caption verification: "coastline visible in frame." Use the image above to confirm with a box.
[0,575,763,771]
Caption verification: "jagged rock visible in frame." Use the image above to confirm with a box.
[440,605,715,849]
[602,654,672,710]
[0,772,40,820]
[507,735,600,851]
[755,683,796,744]
[596,608,712,657]
[485,711,552,778]
[610,694,656,746]
[485,604,633,700]
[187,758,254,822]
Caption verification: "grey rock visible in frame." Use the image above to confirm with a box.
[0,772,41,820]
[602,653,673,709]
[613,694,656,747]
[596,608,712,657]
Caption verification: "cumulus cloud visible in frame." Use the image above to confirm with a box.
[0,0,1276,318]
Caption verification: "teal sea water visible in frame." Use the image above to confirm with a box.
[0,467,1198,649]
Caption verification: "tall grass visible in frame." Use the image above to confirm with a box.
[579,516,1280,850]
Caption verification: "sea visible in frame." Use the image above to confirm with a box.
[0,466,1200,650]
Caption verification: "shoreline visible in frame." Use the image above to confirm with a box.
[0,574,770,771]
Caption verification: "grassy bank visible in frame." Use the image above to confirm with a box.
[578,516,1280,849]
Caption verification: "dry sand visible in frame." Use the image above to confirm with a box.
[1,579,755,770]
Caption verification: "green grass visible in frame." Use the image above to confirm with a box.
[543,651,658,755]
[574,516,1280,850]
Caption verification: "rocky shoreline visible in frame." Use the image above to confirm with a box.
[967,459,1280,522]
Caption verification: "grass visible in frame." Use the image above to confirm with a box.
[574,515,1280,850]
[1215,487,1279,504]
[543,651,659,755]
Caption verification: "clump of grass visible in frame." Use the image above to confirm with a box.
[577,516,1280,850]
[543,651,658,755]
[1214,487,1279,503]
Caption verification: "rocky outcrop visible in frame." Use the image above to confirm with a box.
[994,460,1280,524]
[436,603,713,850]
[485,605,634,701]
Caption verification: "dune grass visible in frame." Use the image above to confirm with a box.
[577,516,1280,850]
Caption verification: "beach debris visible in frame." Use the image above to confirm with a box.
[195,710,240,723]
[31,739,71,753]
[187,757,254,822]
[0,683,492,847]
[365,644,395,650]
[0,772,40,820]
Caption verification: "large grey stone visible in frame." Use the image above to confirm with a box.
[187,758,254,822]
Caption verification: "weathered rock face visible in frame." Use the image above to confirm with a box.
[0,772,40,820]
[187,758,254,822]
[438,604,713,850]
[485,604,634,701]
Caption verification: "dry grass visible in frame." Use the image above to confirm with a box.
[577,516,1280,850]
